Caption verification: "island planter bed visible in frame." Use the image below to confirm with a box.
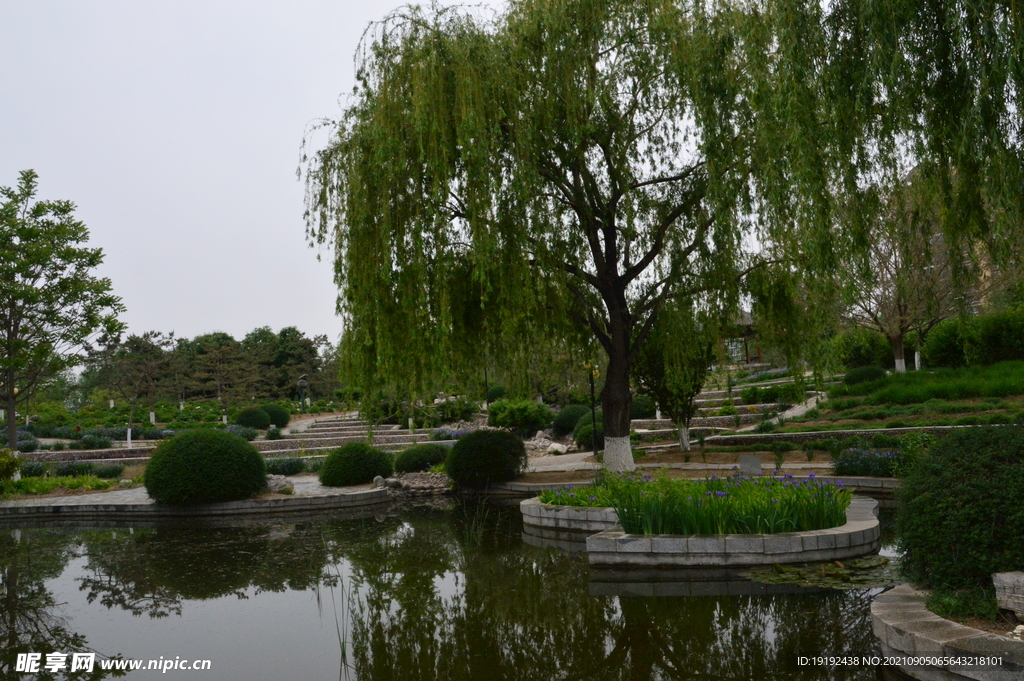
[585,496,880,568]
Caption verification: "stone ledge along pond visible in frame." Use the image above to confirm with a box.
[0,501,899,681]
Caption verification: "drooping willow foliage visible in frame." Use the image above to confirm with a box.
[304,0,1023,459]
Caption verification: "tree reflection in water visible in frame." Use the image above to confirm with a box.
[4,503,882,680]
[0,529,124,681]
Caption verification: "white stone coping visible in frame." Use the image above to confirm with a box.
[871,584,1024,680]
[0,488,392,521]
[586,496,881,567]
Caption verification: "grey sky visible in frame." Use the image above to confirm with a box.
[1,1,500,343]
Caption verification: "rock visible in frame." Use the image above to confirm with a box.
[535,430,547,440]
[993,572,1024,620]
[545,442,569,455]
[373,475,385,488]
[266,474,294,494]
[739,454,762,476]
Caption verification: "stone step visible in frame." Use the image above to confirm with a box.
[252,433,430,451]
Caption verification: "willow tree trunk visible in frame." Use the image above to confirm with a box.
[602,319,635,472]
[891,334,906,373]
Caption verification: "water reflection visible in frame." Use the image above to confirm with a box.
[0,530,123,680]
[1,504,883,680]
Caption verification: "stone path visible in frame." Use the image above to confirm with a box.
[0,475,367,510]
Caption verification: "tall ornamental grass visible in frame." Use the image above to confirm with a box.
[538,472,852,535]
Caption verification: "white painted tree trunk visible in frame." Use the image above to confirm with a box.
[895,358,906,373]
[109,400,114,408]
[127,428,132,449]
[149,411,156,425]
[222,414,228,424]
[678,425,691,451]
[603,436,635,472]
[915,351,922,371]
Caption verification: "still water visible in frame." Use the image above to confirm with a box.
[1,501,889,680]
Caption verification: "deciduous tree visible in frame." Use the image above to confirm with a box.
[0,170,123,448]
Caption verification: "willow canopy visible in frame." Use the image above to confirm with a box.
[305,0,1022,470]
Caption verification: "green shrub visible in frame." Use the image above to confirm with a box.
[832,449,906,477]
[224,424,258,441]
[630,394,656,419]
[445,429,526,489]
[716,404,739,416]
[94,464,125,479]
[261,404,291,428]
[16,438,39,453]
[235,407,271,430]
[19,460,46,477]
[486,398,554,437]
[266,457,306,476]
[740,384,806,405]
[434,396,478,424]
[145,430,266,505]
[897,426,1024,590]
[574,423,605,451]
[265,427,283,440]
[0,448,21,481]
[844,366,887,386]
[573,410,602,440]
[55,461,95,477]
[552,405,589,439]
[395,443,449,473]
[834,328,895,369]
[320,442,392,486]
[485,385,506,403]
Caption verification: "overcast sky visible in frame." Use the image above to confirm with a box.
[1,1,501,343]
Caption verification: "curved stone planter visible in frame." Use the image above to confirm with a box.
[871,584,1024,680]
[520,497,618,534]
[586,496,880,568]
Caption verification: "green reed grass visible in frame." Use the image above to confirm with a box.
[538,472,852,535]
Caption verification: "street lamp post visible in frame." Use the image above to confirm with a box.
[297,375,308,415]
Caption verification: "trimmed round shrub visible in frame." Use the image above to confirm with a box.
[445,429,526,489]
[55,461,95,477]
[844,366,887,386]
[552,405,589,439]
[574,423,605,451]
[261,403,291,428]
[395,443,449,473]
[572,410,603,440]
[319,442,392,487]
[265,427,283,440]
[19,460,47,478]
[94,464,125,479]
[16,437,39,453]
[630,394,656,419]
[485,385,506,403]
[896,426,1024,590]
[235,407,271,430]
[145,430,266,505]
[486,398,554,437]
[266,457,305,476]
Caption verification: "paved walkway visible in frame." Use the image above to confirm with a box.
[0,475,365,510]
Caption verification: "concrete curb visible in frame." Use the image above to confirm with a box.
[586,496,881,568]
[0,487,392,521]
[871,584,1024,680]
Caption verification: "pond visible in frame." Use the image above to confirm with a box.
[0,502,897,680]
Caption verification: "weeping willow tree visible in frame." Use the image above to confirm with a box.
[303,0,999,470]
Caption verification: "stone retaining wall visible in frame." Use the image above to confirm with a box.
[0,488,392,522]
[707,425,958,447]
[586,496,880,568]
[871,584,1024,680]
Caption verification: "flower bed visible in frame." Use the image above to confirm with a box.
[537,471,852,536]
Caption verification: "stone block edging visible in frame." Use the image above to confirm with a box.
[520,497,619,533]
[586,496,880,568]
[871,583,1024,680]
[0,488,391,521]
